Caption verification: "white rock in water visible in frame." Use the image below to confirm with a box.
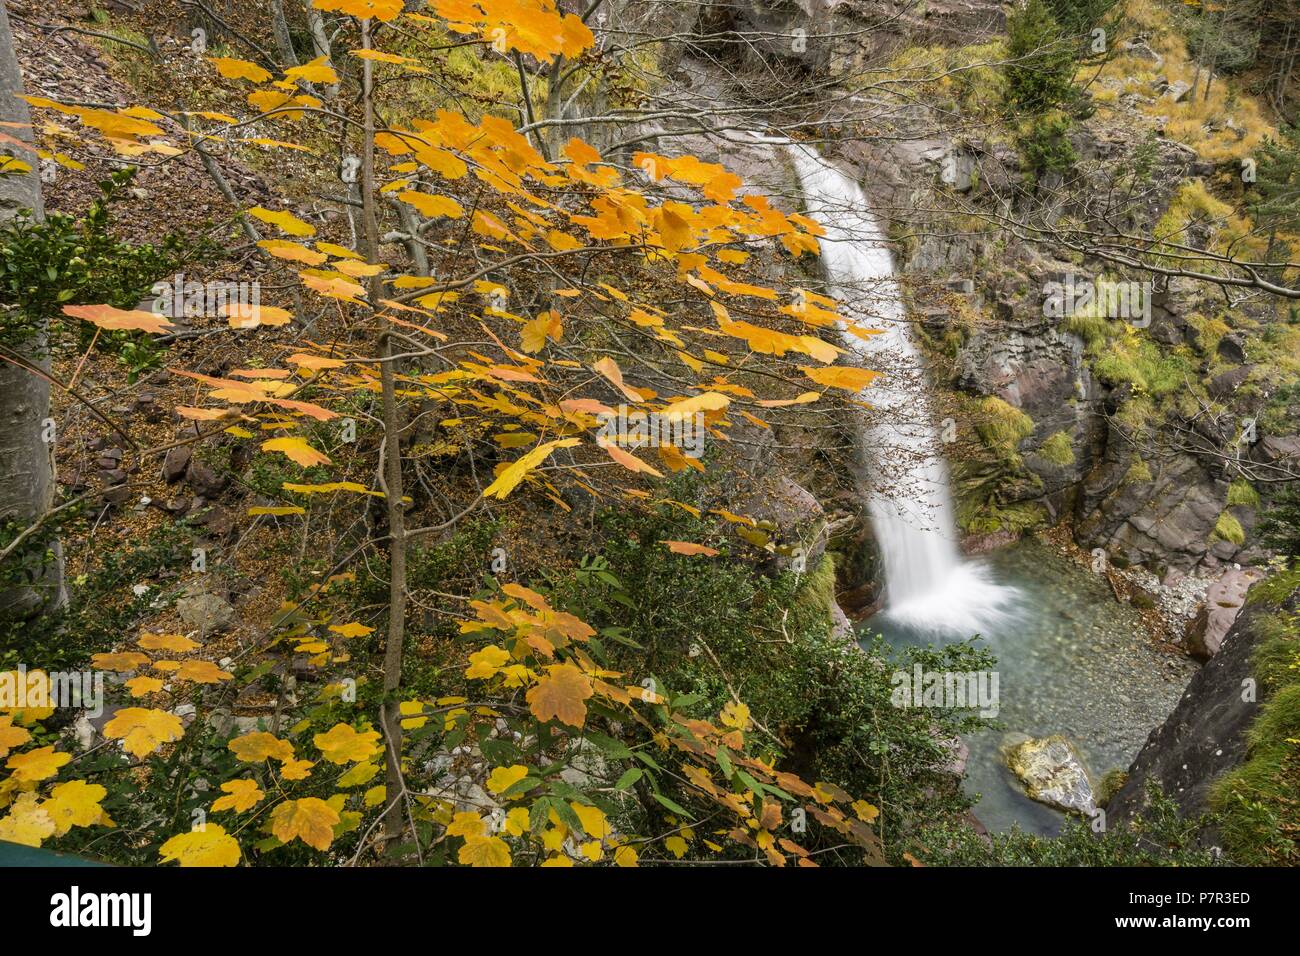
[1003,734,1097,817]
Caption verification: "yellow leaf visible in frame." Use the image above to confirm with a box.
[137,633,199,652]
[313,723,381,764]
[570,801,610,839]
[613,844,639,866]
[396,190,464,219]
[171,660,232,684]
[526,663,593,728]
[248,205,316,237]
[228,731,295,763]
[159,823,242,866]
[486,764,529,795]
[596,436,664,478]
[225,302,294,328]
[446,811,486,838]
[211,57,271,83]
[0,793,56,847]
[212,779,264,813]
[337,761,380,787]
[0,715,32,759]
[62,304,173,334]
[720,700,751,730]
[262,436,332,467]
[280,758,315,780]
[43,780,107,835]
[90,651,151,672]
[465,645,510,679]
[505,807,530,836]
[102,708,184,759]
[285,55,337,85]
[483,438,580,499]
[269,797,339,850]
[123,676,164,698]
[328,621,374,638]
[799,365,881,391]
[458,834,512,867]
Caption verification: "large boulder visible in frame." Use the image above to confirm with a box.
[1185,567,1264,659]
[1002,733,1097,817]
[733,475,829,572]
[1107,584,1298,838]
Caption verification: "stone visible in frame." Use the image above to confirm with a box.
[734,476,829,572]
[1163,80,1192,102]
[1003,734,1097,817]
[1108,584,1297,832]
[185,460,227,497]
[1120,38,1163,68]
[195,505,236,538]
[100,484,132,506]
[1217,332,1247,365]
[164,448,195,486]
[176,587,235,634]
[1185,567,1264,660]
[1208,364,1251,399]
[830,598,854,642]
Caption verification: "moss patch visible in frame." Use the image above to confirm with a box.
[975,397,1034,460]
[1212,511,1246,546]
[1209,570,1300,865]
[1227,479,1261,508]
[1037,430,1076,466]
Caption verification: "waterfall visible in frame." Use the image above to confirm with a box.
[784,143,1019,636]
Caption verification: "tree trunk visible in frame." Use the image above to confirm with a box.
[268,0,299,68]
[0,0,63,618]
[304,2,338,100]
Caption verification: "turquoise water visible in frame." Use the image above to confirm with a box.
[861,538,1197,835]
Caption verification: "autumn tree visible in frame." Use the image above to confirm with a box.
[0,0,891,866]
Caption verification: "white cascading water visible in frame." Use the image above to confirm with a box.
[784,143,1019,636]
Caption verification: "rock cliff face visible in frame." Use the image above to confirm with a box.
[675,2,1297,586]
[1105,589,1280,841]
[831,107,1293,574]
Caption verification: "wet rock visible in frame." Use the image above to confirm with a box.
[1185,567,1264,660]
[1003,733,1097,817]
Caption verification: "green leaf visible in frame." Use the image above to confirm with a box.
[614,768,643,791]
[652,792,691,817]
[584,731,631,759]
